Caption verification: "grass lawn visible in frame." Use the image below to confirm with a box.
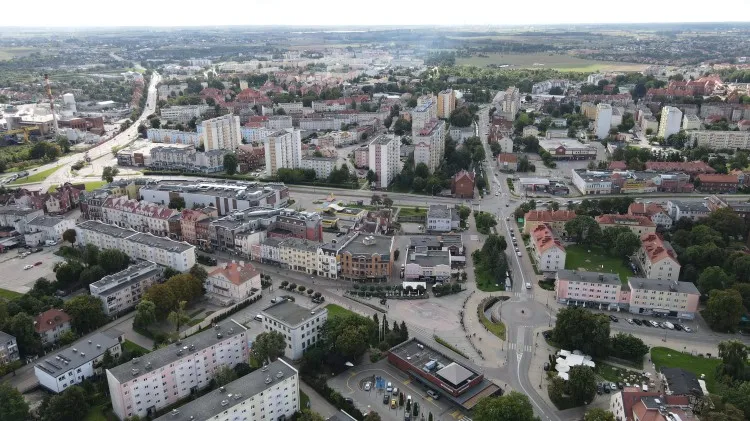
[455,53,646,72]
[565,245,631,284]
[122,340,149,355]
[398,207,427,218]
[595,362,647,384]
[474,266,506,292]
[325,303,358,319]
[48,180,107,193]
[83,404,108,421]
[479,313,506,340]
[8,165,64,185]
[0,288,22,300]
[300,391,310,410]
[651,347,722,393]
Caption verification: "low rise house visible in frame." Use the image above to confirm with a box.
[262,299,327,360]
[666,200,710,221]
[637,233,681,282]
[610,387,693,421]
[426,205,459,233]
[523,210,577,236]
[205,261,261,305]
[530,224,566,272]
[89,261,164,316]
[34,309,71,346]
[496,153,518,172]
[451,170,475,199]
[627,202,672,229]
[403,249,451,282]
[595,214,656,236]
[23,215,76,246]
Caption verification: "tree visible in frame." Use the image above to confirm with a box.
[42,385,89,421]
[214,365,238,386]
[79,265,106,286]
[0,382,30,421]
[610,333,649,362]
[223,153,238,175]
[325,314,377,362]
[565,215,601,245]
[101,166,119,183]
[371,194,382,207]
[698,267,732,295]
[415,163,430,178]
[149,117,161,129]
[167,301,190,332]
[393,249,400,260]
[134,300,157,329]
[568,365,597,405]
[189,264,209,282]
[58,330,77,346]
[705,289,744,332]
[98,249,130,274]
[64,295,108,334]
[83,243,100,266]
[253,331,286,363]
[55,261,83,288]
[297,410,326,421]
[383,197,393,208]
[449,107,474,127]
[168,197,186,210]
[584,408,616,421]
[143,283,177,319]
[552,307,610,358]
[363,412,382,421]
[366,170,377,184]
[722,382,750,419]
[400,321,409,342]
[718,340,748,381]
[7,313,41,358]
[473,392,539,421]
[612,231,641,259]
[233,362,252,377]
[62,228,77,245]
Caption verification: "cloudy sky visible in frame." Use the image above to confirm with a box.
[4,0,750,27]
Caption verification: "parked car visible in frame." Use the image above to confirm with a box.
[386,382,393,393]
[364,382,371,391]
[626,318,634,324]
[683,326,692,333]
[673,323,683,331]
[34,261,42,266]
[426,389,439,400]
[23,264,33,270]
[633,319,642,326]
[383,395,389,404]
[344,398,354,404]
[609,315,619,322]
[641,319,652,326]
[391,399,397,409]
[603,383,611,393]
[543,362,550,371]
[650,321,661,328]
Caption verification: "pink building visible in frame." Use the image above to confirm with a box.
[354,145,369,169]
[106,320,249,420]
[627,278,700,319]
[554,269,627,311]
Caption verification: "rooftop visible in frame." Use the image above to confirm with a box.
[370,134,395,145]
[262,299,325,327]
[640,233,678,264]
[627,278,699,295]
[0,205,40,217]
[389,338,481,388]
[127,232,195,253]
[339,233,393,258]
[427,204,453,220]
[696,173,739,183]
[596,214,655,227]
[668,200,709,213]
[661,367,703,396]
[531,224,565,254]
[410,236,441,249]
[280,237,320,253]
[35,332,120,377]
[153,359,297,421]
[90,261,163,295]
[107,320,246,383]
[208,261,260,286]
[139,180,287,201]
[557,269,621,286]
[77,220,136,238]
[34,309,71,334]
[408,250,451,267]
[525,210,577,222]
[28,215,68,228]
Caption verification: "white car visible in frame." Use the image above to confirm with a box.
[364,382,371,391]
[683,326,692,333]
[516,252,522,257]
[386,382,393,393]
[23,264,33,270]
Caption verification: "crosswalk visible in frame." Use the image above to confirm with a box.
[506,342,533,353]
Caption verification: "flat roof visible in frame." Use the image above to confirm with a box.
[627,278,700,294]
[280,237,320,253]
[557,269,621,286]
[107,320,246,383]
[408,250,450,267]
[262,299,324,328]
[28,215,68,228]
[410,236,441,249]
[140,180,287,200]
[154,359,297,421]
[35,332,120,377]
[129,232,194,253]
[389,338,481,386]
[77,220,135,238]
[90,260,161,295]
[0,205,40,217]
[427,204,452,219]
[668,200,709,212]
[340,233,392,258]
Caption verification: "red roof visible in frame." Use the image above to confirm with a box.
[595,214,655,227]
[608,161,627,170]
[619,387,690,421]
[208,261,260,286]
[628,202,665,217]
[453,170,475,183]
[644,161,715,174]
[640,233,678,264]
[496,153,518,164]
[103,196,178,220]
[696,173,739,184]
[531,224,565,254]
[524,210,577,222]
[34,309,71,334]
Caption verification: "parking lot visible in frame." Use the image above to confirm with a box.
[328,359,462,421]
[0,246,64,294]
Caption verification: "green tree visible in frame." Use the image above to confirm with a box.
[168,197,186,210]
[64,295,108,334]
[568,365,597,405]
[79,265,106,286]
[7,312,41,358]
[143,283,177,319]
[0,382,30,421]
[612,231,641,258]
[552,307,610,358]
[705,289,744,332]
[189,265,209,282]
[214,365,238,386]
[223,153,238,175]
[325,313,377,362]
[698,267,732,295]
[57,330,77,346]
[253,331,286,363]
[722,382,750,419]
[473,391,539,421]
[584,408,616,421]
[62,228,77,245]
[366,170,377,184]
[610,333,649,363]
[371,194,382,207]
[363,412,382,421]
[149,117,161,129]
[718,340,748,381]
[55,261,84,288]
[415,163,430,178]
[83,243,100,266]
[42,385,89,421]
[167,301,190,332]
[134,300,157,329]
[565,215,601,245]
[383,197,393,208]
[98,249,130,274]
[101,166,119,183]
[297,410,326,421]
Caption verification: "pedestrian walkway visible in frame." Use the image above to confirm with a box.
[300,380,338,418]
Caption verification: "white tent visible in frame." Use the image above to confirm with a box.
[555,364,570,373]
[557,372,569,380]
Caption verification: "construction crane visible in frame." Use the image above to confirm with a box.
[43,73,59,134]
[1,126,41,143]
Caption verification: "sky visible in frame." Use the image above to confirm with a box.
[4,0,750,27]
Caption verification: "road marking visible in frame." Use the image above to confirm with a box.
[403,379,411,385]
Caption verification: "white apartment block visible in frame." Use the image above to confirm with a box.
[299,118,335,131]
[150,146,225,174]
[35,332,122,393]
[201,114,242,152]
[666,200,710,221]
[413,119,446,172]
[658,106,683,139]
[411,97,437,131]
[688,130,750,150]
[682,114,701,131]
[0,205,44,234]
[594,104,612,139]
[147,129,202,147]
[262,300,328,361]
[23,215,75,246]
[157,84,188,101]
[107,320,249,420]
[496,135,513,154]
[276,102,304,113]
[300,157,337,180]
[637,233,681,282]
[102,196,178,237]
[265,130,302,177]
[152,359,299,421]
[266,115,294,130]
[75,220,196,272]
[530,224,566,272]
[368,134,401,188]
[241,126,275,143]
[0,331,19,364]
[426,205,459,232]
[501,86,520,119]
[160,105,209,124]
[89,261,164,316]
[205,261,261,305]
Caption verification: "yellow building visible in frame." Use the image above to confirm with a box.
[437,89,456,119]
[279,238,320,275]
[581,102,598,119]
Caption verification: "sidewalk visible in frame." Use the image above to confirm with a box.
[300,380,338,418]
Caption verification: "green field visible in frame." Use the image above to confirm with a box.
[456,53,646,72]
[8,165,64,185]
[398,207,427,218]
[479,312,506,340]
[325,303,358,319]
[0,288,22,300]
[565,245,632,284]
[48,180,107,192]
[0,47,40,61]
[122,340,149,355]
[651,347,721,393]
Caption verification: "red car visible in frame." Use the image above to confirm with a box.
[34,261,42,266]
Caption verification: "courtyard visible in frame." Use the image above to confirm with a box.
[564,245,632,284]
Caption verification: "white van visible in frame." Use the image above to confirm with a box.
[254,315,264,322]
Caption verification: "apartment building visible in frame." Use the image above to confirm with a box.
[368,134,401,188]
[89,261,164,316]
[200,114,242,152]
[266,115,293,130]
[258,237,284,265]
[157,83,188,101]
[658,106,683,139]
[279,238,320,275]
[75,220,196,272]
[682,114,701,130]
[637,233,681,282]
[696,173,740,193]
[151,359,299,421]
[413,119,446,172]
[107,320,249,420]
[236,144,265,173]
[262,299,328,360]
[147,129,202,147]
[339,233,394,281]
[276,102,304,113]
[666,200,710,221]
[179,208,218,245]
[627,202,672,229]
[241,126,275,143]
[523,210,577,236]
[500,86,520,119]
[554,270,625,311]
[0,205,44,234]
[300,157,337,179]
[437,89,456,119]
[268,210,324,242]
[102,196,178,237]
[205,261,261,305]
[354,145,369,169]
[149,146,225,174]
[139,180,289,216]
[23,215,76,246]
[265,129,302,177]
[34,309,71,346]
[595,214,656,236]
[594,104,613,139]
[160,105,210,124]
[403,249,451,282]
[530,224,566,272]
[0,331,19,364]
[688,130,750,150]
[627,278,700,319]
[427,205,459,232]
[35,331,122,393]
[411,97,437,131]
[644,160,715,176]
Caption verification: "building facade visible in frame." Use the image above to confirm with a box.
[262,300,328,360]
[300,157,337,180]
[0,331,19,364]
[34,309,72,346]
[339,233,394,281]
[554,270,626,311]
[437,89,456,119]
[368,134,401,188]
[427,205,459,232]
[89,261,165,316]
[23,215,76,246]
[637,233,681,282]
[688,130,750,150]
[279,238,320,275]
[265,130,302,177]
[594,104,612,139]
[658,106,683,139]
[530,224,566,272]
[627,278,700,319]
[201,114,242,152]
[205,261,261,305]
[595,214,656,236]
[413,119,446,172]
[102,196,178,237]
